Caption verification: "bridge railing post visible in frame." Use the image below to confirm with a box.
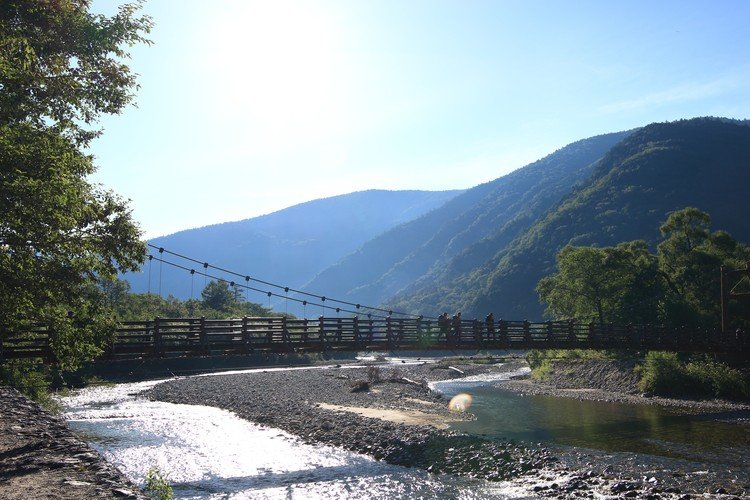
[386,316,393,350]
[473,319,481,347]
[567,320,575,345]
[154,317,162,358]
[281,316,289,347]
[319,316,326,351]
[546,320,553,346]
[353,316,360,348]
[199,316,208,355]
[523,320,530,345]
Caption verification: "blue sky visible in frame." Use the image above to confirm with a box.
[89,0,750,238]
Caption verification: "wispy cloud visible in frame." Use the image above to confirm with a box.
[600,75,746,113]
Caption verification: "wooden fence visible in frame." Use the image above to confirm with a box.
[0,317,747,363]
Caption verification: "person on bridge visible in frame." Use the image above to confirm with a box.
[438,312,451,339]
[486,312,495,340]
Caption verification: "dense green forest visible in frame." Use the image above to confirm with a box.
[537,207,750,329]
[389,118,750,326]
[303,130,632,309]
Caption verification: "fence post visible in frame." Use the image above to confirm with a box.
[386,316,393,349]
[567,320,575,345]
[546,320,553,345]
[154,317,162,358]
[523,320,530,345]
[281,316,289,347]
[319,316,326,350]
[353,316,360,347]
[199,316,208,355]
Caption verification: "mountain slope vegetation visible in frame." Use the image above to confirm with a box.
[390,118,750,320]
[302,130,632,308]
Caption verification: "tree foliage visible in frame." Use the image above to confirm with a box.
[537,241,660,324]
[537,208,750,329]
[107,280,277,321]
[0,1,151,371]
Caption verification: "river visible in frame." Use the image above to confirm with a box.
[60,364,750,498]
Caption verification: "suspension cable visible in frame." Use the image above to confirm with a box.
[146,243,415,318]
[146,253,399,319]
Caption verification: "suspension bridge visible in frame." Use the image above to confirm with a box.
[1,245,748,363]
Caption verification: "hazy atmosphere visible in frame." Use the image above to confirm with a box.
[89,0,750,237]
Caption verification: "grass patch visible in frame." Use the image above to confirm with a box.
[637,352,749,400]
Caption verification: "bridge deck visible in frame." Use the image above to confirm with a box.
[1,317,746,363]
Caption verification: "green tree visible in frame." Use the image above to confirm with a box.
[537,241,661,324]
[658,208,750,328]
[537,208,749,329]
[201,280,237,312]
[0,1,151,373]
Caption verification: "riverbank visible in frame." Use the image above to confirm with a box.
[145,357,748,498]
[0,386,143,499]
[505,359,750,420]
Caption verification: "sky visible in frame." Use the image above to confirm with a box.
[89,0,750,238]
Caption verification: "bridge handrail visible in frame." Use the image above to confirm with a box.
[0,317,745,363]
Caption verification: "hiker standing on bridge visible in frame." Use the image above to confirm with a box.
[452,312,462,343]
[438,312,450,339]
[486,312,495,341]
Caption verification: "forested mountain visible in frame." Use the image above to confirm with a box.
[301,130,632,308]
[123,190,462,302]
[388,118,750,319]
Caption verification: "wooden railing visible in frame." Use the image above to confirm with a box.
[0,317,747,363]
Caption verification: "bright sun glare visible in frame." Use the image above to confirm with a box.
[205,2,354,152]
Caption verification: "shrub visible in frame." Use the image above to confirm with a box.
[637,352,749,400]
[145,467,173,500]
[0,360,59,411]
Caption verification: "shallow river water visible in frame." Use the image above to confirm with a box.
[61,368,528,499]
[61,364,750,498]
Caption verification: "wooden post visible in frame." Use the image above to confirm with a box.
[281,316,289,346]
[319,316,326,350]
[523,320,530,345]
[199,316,208,355]
[386,316,393,349]
[353,316,360,347]
[498,319,506,345]
[473,319,481,347]
[546,320,553,345]
[154,317,162,358]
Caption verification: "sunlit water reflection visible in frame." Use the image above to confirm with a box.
[61,373,529,499]
[431,369,750,473]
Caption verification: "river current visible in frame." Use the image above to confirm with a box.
[60,363,750,498]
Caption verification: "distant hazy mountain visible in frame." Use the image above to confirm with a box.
[123,189,462,305]
[301,130,633,309]
[388,118,750,319]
